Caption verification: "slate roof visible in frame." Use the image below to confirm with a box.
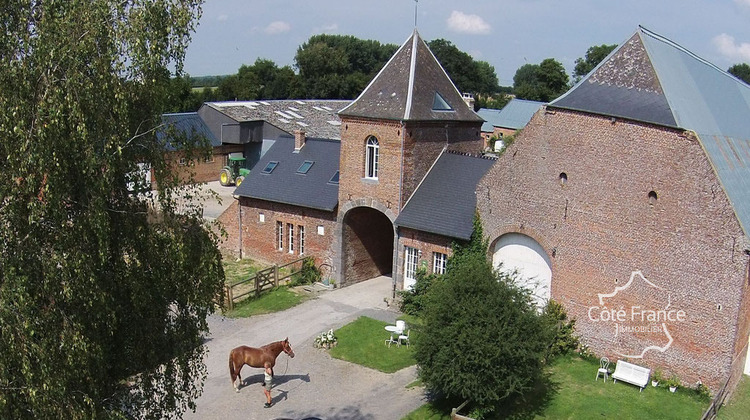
[478,98,545,132]
[395,150,496,240]
[205,100,350,140]
[550,26,750,239]
[160,112,221,149]
[233,136,340,212]
[339,30,483,123]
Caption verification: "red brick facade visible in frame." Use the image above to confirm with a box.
[396,227,453,289]
[228,197,338,269]
[477,107,750,391]
[162,144,244,186]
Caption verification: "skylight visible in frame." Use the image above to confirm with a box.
[262,161,279,174]
[432,92,453,111]
[297,161,314,174]
[329,171,339,184]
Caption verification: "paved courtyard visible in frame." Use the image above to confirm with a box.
[184,276,427,420]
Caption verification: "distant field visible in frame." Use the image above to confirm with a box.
[191,86,216,93]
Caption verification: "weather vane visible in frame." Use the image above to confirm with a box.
[414,0,419,28]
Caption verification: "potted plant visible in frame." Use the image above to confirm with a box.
[651,369,662,387]
[665,375,680,393]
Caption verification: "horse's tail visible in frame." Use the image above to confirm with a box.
[228,349,237,385]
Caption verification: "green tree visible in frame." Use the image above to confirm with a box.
[295,34,397,99]
[415,251,548,415]
[513,58,569,102]
[573,44,617,83]
[0,1,225,418]
[428,39,500,95]
[728,63,750,85]
[416,214,548,415]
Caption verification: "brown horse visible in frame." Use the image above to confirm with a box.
[229,338,294,392]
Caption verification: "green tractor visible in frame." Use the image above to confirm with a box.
[219,156,250,187]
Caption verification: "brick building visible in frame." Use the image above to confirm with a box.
[220,26,750,393]
[477,26,750,391]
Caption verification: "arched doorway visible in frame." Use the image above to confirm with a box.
[341,207,394,286]
[492,233,552,308]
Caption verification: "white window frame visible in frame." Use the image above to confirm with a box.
[298,225,305,255]
[404,246,419,290]
[365,136,379,179]
[287,223,294,254]
[433,252,447,275]
[276,221,283,251]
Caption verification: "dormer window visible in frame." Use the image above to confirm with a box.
[365,136,379,179]
[432,92,453,111]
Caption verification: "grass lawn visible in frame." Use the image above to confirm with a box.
[403,354,709,420]
[718,375,750,419]
[223,286,304,318]
[222,257,261,286]
[329,316,416,373]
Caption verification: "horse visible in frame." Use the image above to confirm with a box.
[228,338,295,392]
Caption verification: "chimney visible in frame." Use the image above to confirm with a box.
[294,129,306,151]
[462,92,475,110]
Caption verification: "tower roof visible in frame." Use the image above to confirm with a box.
[550,26,750,239]
[339,30,482,123]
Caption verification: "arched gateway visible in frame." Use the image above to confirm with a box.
[340,206,395,286]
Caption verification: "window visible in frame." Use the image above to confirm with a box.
[276,221,283,251]
[259,213,265,223]
[297,161,314,174]
[433,252,447,275]
[404,247,419,290]
[365,136,379,179]
[432,92,453,111]
[317,225,325,236]
[204,155,215,163]
[298,225,305,255]
[262,161,279,174]
[179,157,187,166]
[287,223,294,254]
[329,171,339,184]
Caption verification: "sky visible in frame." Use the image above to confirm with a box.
[183,0,750,87]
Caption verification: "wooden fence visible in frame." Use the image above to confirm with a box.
[701,374,732,420]
[224,257,307,310]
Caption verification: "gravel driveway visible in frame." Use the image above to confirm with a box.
[184,276,427,420]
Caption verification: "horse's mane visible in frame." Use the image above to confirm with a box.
[260,340,283,350]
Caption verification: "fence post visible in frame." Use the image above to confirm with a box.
[226,285,234,311]
[274,264,279,287]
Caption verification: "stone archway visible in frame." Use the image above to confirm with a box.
[340,206,395,286]
[492,233,552,308]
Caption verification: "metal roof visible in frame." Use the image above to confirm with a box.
[339,30,483,123]
[550,26,750,238]
[478,98,545,132]
[233,136,340,212]
[205,100,350,140]
[395,150,496,240]
[160,112,221,149]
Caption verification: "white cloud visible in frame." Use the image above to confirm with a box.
[712,33,750,62]
[314,23,339,34]
[263,21,291,35]
[446,10,491,35]
[734,0,750,7]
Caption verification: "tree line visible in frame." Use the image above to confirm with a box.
[169,37,750,114]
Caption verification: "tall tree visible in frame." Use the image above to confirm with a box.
[513,58,570,102]
[728,63,750,85]
[0,1,224,418]
[573,44,617,83]
[295,34,397,99]
[428,39,500,95]
[415,217,548,416]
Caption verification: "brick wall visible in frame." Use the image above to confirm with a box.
[396,227,453,289]
[477,108,750,392]
[161,144,245,186]
[339,117,482,215]
[341,207,394,286]
[232,197,337,267]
